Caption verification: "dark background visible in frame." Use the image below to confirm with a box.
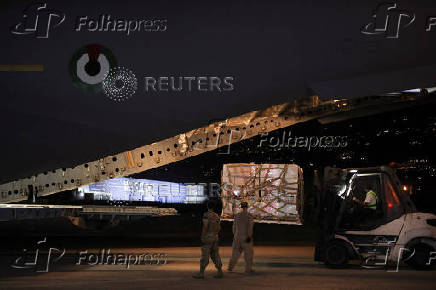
[2,0,436,182]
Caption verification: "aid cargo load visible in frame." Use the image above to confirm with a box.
[221,163,304,225]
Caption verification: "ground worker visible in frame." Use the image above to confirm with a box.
[193,201,223,279]
[228,201,254,274]
[353,187,378,211]
[352,186,379,224]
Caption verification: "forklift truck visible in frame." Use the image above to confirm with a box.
[314,166,436,269]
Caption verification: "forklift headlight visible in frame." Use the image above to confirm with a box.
[427,219,436,227]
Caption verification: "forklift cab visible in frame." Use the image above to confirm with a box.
[313,166,436,269]
[337,170,409,231]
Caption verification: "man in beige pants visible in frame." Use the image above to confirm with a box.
[228,201,254,273]
[193,201,223,279]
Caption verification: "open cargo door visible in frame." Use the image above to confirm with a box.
[221,163,304,225]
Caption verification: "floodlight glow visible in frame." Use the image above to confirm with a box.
[77,177,207,204]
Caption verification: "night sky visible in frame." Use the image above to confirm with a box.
[2,0,436,183]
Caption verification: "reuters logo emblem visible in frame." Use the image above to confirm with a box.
[102,67,138,102]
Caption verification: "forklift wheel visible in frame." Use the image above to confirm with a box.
[405,243,435,270]
[325,241,349,269]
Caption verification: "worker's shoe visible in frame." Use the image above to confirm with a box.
[227,267,233,272]
[214,269,223,279]
[245,269,255,275]
[192,272,205,279]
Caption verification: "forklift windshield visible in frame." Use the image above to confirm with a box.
[338,173,383,230]
[334,169,415,231]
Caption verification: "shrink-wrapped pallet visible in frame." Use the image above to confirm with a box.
[221,163,304,225]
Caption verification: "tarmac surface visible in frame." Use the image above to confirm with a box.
[0,215,434,289]
[0,245,435,290]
